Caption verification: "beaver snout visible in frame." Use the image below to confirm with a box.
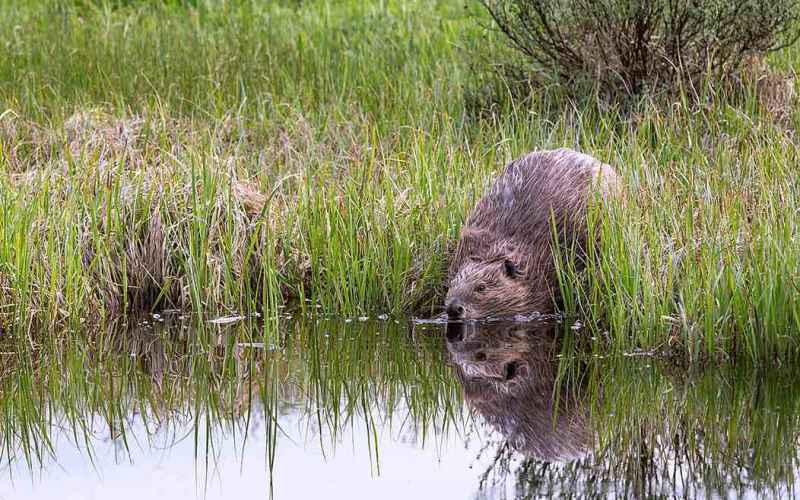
[446,299,465,319]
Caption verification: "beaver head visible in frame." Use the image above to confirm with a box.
[445,255,535,320]
[445,228,555,320]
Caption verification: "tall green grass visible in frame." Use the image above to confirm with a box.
[0,0,798,359]
[556,102,800,361]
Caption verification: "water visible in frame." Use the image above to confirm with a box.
[2,317,799,499]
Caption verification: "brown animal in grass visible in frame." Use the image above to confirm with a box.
[445,320,589,461]
[445,148,618,320]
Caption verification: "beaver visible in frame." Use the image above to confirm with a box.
[445,148,618,320]
[445,320,590,460]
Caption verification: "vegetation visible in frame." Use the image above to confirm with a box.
[483,356,800,498]
[479,0,800,96]
[3,2,800,497]
[4,318,800,498]
[0,0,798,361]
[0,318,466,487]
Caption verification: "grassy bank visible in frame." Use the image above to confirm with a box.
[1,0,799,359]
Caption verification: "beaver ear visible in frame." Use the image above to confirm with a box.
[503,259,520,279]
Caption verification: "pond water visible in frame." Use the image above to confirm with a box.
[2,317,799,499]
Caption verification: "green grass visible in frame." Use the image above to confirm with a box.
[0,0,799,360]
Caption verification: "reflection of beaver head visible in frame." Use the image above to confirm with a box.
[445,148,618,320]
[446,320,590,461]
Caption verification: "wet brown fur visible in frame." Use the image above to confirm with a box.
[446,148,618,319]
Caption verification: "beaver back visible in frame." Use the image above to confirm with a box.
[446,148,618,318]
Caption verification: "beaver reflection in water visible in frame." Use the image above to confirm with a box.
[446,320,590,461]
[446,148,619,320]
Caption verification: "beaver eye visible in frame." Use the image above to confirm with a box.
[504,259,519,279]
[475,284,487,293]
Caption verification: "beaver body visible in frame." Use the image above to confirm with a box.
[445,148,618,319]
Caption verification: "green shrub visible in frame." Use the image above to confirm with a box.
[480,0,800,97]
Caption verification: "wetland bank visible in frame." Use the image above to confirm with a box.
[1,0,800,498]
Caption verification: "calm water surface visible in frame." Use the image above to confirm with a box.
[2,317,799,499]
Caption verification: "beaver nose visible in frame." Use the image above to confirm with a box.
[446,300,465,319]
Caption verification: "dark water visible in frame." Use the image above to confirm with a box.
[2,317,799,499]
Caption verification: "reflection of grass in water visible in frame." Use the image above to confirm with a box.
[0,317,465,486]
[598,360,800,497]
[4,318,800,497]
[483,357,800,498]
